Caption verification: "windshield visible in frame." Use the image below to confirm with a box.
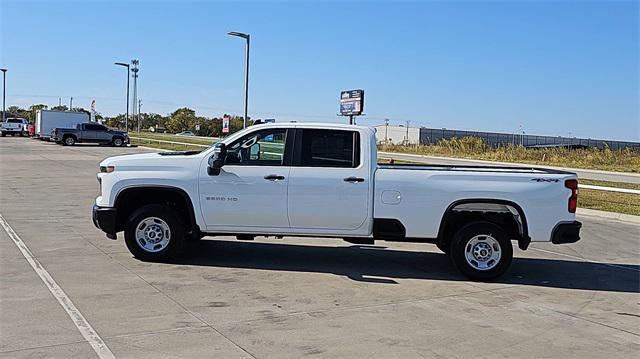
[7,119,24,123]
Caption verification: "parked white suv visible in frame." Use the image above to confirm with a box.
[93,123,581,280]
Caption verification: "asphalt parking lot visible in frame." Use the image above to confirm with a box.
[1,136,639,358]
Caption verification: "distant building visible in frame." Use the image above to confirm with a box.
[373,125,420,145]
[373,125,640,151]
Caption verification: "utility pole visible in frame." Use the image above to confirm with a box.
[405,120,410,145]
[384,118,389,146]
[69,97,73,111]
[1,68,6,122]
[131,59,139,132]
[138,99,142,130]
[58,97,61,107]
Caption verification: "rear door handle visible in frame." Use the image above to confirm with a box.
[264,174,285,181]
[344,176,365,183]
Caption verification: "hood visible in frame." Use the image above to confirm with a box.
[99,151,203,170]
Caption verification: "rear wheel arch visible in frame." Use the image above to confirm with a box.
[436,199,530,252]
[114,186,199,237]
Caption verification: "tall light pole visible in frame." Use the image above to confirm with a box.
[114,62,130,132]
[384,118,389,145]
[131,59,139,132]
[1,68,6,122]
[228,31,250,129]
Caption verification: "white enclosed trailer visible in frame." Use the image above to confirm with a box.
[35,110,89,140]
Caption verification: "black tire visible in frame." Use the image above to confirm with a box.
[63,135,76,146]
[449,221,513,281]
[112,137,124,147]
[1,132,5,137]
[124,204,185,262]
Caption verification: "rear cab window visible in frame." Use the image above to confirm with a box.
[296,129,360,168]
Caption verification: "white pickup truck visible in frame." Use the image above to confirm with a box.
[1,118,29,136]
[93,123,581,280]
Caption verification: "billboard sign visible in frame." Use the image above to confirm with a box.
[340,89,364,116]
[222,115,230,134]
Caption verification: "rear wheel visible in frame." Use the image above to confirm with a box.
[124,204,185,262]
[1,132,5,137]
[63,136,76,146]
[449,221,513,280]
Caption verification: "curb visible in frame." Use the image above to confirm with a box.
[576,208,640,224]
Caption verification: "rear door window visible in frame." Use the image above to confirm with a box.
[298,129,360,168]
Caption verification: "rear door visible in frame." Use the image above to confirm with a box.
[287,128,370,231]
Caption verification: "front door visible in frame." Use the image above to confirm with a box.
[199,128,291,230]
[288,129,370,231]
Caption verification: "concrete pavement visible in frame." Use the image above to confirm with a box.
[1,137,639,358]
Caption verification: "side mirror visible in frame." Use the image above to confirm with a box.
[207,143,227,176]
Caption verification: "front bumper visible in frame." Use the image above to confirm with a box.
[551,221,582,244]
[92,204,118,239]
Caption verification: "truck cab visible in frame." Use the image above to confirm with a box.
[93,123,581,280]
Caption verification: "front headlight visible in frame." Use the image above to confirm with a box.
[99,165,115,173]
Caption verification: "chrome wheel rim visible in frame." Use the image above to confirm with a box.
[135,217,171,253]
[464,234,501,271]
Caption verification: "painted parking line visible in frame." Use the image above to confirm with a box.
[0,214,115,359]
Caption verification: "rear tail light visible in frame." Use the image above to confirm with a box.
[565,179,578,213]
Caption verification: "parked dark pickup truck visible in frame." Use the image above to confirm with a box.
[52,123,129,146]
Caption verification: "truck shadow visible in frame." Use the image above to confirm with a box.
[178,240,639,293]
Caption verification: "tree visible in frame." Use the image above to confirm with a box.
[51,105,69,111]
[165,107,196,133]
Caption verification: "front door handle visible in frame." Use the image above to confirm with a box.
[264,174,285,181]
[344,176,365,183]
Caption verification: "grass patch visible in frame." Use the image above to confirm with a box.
[129,136,208,152]
[130,132,216,146]
[578,189,640,216]
[382,137,640,173]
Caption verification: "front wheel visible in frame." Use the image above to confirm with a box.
[124,204,185,262]
[112,137,124,147]
[449,222,513,281]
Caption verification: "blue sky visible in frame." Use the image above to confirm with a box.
[1,0,638,141]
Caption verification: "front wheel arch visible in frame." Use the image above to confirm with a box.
[113,186,199,237]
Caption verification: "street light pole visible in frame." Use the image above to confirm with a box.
[131,59,139,132]
[114,62,130,132]
[228,31,250,129]
[1,69,6,122]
